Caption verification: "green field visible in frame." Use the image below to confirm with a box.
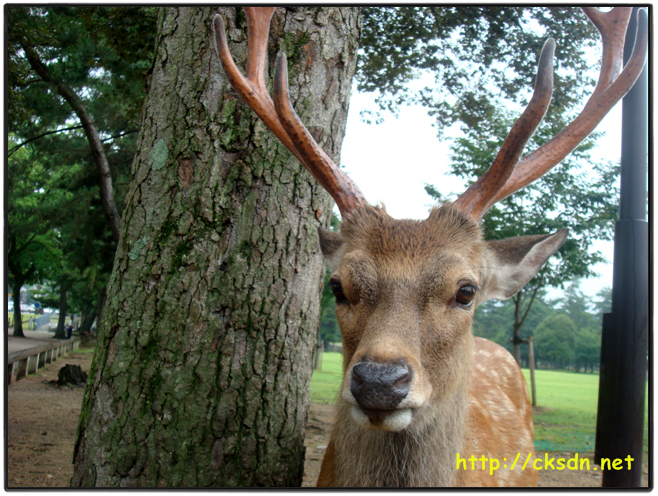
[310,352,648,453]
[310,352,344,404]
[521,369,649,453]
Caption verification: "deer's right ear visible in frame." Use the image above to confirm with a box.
[318,227,346,271]
[481,228,568,302]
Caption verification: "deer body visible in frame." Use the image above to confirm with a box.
[212,7,647,487]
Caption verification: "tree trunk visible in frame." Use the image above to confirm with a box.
[12,279,25,337]
[511,284,541,365]
[72,7,360,488]
[80,306,98,334]
[54,287,68,339]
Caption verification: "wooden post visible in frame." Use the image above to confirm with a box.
[527,336,537,407]
[314,329,323,371]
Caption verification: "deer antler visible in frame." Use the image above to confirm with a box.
[452,39,556,219]
[213,8,366,216]
[454,7,648,220]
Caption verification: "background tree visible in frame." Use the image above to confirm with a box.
[8,6,157,242]
[556,281,601,372]
[7,138,65,336]
[357,7,598,135]
[533,314,577,369]
[472,290,552,366]
[7,6,156,335]
[316,213,342,369]
[355,8,615,366]
[72,7,360,487]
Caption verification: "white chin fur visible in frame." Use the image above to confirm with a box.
[350,405,413,432]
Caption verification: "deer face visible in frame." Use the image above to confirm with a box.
[320,205,567,432]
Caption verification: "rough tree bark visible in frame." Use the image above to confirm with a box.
[72,7,360,487]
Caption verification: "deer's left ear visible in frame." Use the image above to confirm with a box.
[480,228,568,301]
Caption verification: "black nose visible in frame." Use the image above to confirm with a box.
[350,360,412,410]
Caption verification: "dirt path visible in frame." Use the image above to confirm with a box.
[7,343,95,488]
[7,346,647,488]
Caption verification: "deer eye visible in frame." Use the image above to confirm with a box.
[329,278,349,305]
[455,284,477,307]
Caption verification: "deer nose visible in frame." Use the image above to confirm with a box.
[350,360,412,410]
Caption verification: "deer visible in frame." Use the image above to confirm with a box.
[212,7,647,487]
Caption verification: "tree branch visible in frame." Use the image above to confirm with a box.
[21,44,122,244]
[8,124,84,157]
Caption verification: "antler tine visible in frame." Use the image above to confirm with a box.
[273,52,366,214]
[213,10,306,166]
[213,8,366,216]
[489,7,648,207]
[581,7,631,99]
[244,7,275,88]
[453,39,555,220]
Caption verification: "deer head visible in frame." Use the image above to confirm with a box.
[213,7,647,485]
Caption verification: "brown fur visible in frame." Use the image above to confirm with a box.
[317,204,550,487]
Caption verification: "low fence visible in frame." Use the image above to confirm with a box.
[7,337,80,385]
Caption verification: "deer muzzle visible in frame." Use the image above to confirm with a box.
[347,359,416,431]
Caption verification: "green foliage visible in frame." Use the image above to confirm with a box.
[534,314,577,366]
[8,6,157,136]
[473,292,551,348]
[472,282,609,372]
[7,6,157,333]
[358,7,598,136]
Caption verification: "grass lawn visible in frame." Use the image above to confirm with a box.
[522,369,649,453]
[310,353,648,453]
[310,352,343,404]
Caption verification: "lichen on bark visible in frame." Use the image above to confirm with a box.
[72,6,360,488]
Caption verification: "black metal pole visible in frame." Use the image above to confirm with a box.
[594,7,649,488]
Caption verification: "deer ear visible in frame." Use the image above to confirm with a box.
[318,227,346,272]
[481,228,568,301]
